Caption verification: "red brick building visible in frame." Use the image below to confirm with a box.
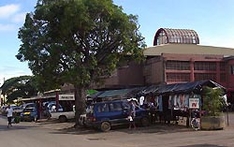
[101,28,234,103]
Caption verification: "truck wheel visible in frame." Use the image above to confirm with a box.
[141,117,150,127]
[100,121,111,132]
[59,115,67,123]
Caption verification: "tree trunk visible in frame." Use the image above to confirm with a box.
[74,86,86,128]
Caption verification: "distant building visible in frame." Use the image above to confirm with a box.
[100,28,234,103]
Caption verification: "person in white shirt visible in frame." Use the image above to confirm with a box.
[51,105,56,112]
[5,105,14,128]
[139,96,144,106]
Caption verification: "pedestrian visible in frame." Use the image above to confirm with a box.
[127,113,136,129]
[129,99,136,117]
[5,105,14,128]
[128,99,136,129]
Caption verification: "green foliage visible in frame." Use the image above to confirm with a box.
[16,0,146,122]
[17,0,145,89]
[0,76,39,103]
[202,86,225,116]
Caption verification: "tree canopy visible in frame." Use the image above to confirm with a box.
[1,76,38,103]
[16,0,146,125]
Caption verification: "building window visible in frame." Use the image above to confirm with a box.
[166,73,190,82]
[194,62,216,71]
[194,73,216,81]
[166,61,190,70]
[220,62,225,71]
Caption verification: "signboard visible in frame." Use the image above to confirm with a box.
[189,98,199,109]
[58,94,75,101]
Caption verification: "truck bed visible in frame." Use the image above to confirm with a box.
[50,111,75,122]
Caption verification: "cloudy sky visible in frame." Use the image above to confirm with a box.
[0,0,234,85]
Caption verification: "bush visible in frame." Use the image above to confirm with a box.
[202,86,225,116]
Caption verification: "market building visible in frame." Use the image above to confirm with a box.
[99,28,234,104]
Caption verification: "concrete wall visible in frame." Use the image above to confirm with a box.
[143,56,164,85]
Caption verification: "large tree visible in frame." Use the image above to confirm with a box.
[16,0,145,125]
[1,76,38,103]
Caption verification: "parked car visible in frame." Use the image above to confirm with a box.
[85,100,151,132]
[1,104,18,116]
[22,103,36,110]
[20,106,38,122]
[12,106,24,115]
[50,111,75,122]
[0,105,8,116]
[47,102,64,112]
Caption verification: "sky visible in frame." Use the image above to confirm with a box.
[0,0,234,86]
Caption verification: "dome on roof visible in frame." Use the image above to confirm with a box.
[153,28,200,46]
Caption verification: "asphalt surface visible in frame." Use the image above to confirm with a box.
[1,113,234,147]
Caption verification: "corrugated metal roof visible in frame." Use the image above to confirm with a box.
[88,87,145,100]
[97,89,132,98]
[88,81,225,101]
[138,80,226,95]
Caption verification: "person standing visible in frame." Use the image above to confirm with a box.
[128,99,136,129]
[5,105,14,128]
[129,100,136,117]
[127,113,135,129]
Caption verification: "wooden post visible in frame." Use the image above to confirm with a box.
[55,91,59,112]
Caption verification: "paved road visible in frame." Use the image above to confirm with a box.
[0,113,234,147]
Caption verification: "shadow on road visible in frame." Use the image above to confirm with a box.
[0,115,39,131]
[48,123,194,135]
[0,124,36,131]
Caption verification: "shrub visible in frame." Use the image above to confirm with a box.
[202,86,225,116]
